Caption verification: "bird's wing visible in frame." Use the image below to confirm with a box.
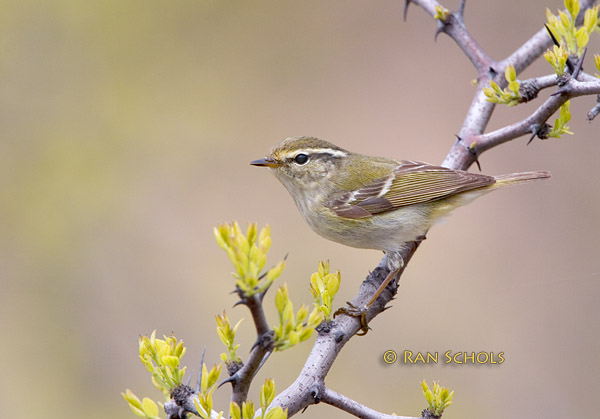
[328,161,496,219]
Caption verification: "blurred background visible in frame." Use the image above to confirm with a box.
[1,0,599,418]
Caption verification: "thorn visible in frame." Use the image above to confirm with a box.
[257,351,272,371]
[217,375,237,389]
[232,299,246,308]
[572,47,586,79]
[257,284,272,303]
[458,0,466,19]
[232,285,245,296]
[454,134,462,143]
[250,332,274,352]
[196,347,206,392]
[257,291,267,303]
[545,24,560,46]
[434,22,445,41]
[200,346,206,364]
[528,123,550,144]
[403,0,411,21]
[467,141,482,171]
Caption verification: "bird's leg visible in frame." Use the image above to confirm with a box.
[366,251,404,306]
[334,252,404,335]
[334,238,425,336]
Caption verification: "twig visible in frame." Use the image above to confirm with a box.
[226,293,274,404]
[441,0,596,170]
[410,0,495,74]
[588,95,600,121]
[474,77,600,153]
[319,387,419,419]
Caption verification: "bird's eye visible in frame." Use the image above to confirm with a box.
[293,153,309,165]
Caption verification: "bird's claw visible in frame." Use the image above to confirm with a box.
[334,301,371,336]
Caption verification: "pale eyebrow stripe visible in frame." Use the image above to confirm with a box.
[293,148,348,158]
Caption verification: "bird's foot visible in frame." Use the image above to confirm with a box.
[334,302,370,336]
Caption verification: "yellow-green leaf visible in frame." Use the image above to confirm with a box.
[505,64,516,82]
[265,406,288,419]
[265,260,286,283]
[288,330,299,347]
[434,5,450,21]
[298,328,315,342]
[122,389,143,408]
[275,285,288,314]
[576,27,589,51]
[243,401,255,419]
[565,0,579,21]
[230,402,242,419]
[326,272,340,296]
[128,404,147,417]
[161,356,180,369]
[141,398,159,418]
[260,378,276,409]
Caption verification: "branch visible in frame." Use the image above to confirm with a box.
[588,94,600,121]
[271,242,420,416]
[226,292,274,405]
[520,74,558,97]
[319,387,419,419]
[473,77,600,153]
[473,49,595,151]
[226,331,273,405]
[442,1,598,170]
[243,292,271,337]
[503,26,555,75]
[407,0,495,75]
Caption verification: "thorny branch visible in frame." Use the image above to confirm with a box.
[271,242,419,417]
[437,0,599,169]
[226,292,275,405]
[270,1,600,418]
[165,1,600,418]
[318,387,418,419]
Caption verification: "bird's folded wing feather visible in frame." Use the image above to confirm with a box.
[328,161,496,219]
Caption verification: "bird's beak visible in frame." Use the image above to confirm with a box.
[250,158,279,168]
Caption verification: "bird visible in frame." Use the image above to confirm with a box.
[251,136,551,333]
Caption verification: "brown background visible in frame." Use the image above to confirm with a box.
[1,1,599,418]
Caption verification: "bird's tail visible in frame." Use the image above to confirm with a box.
[493,171,551,187]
